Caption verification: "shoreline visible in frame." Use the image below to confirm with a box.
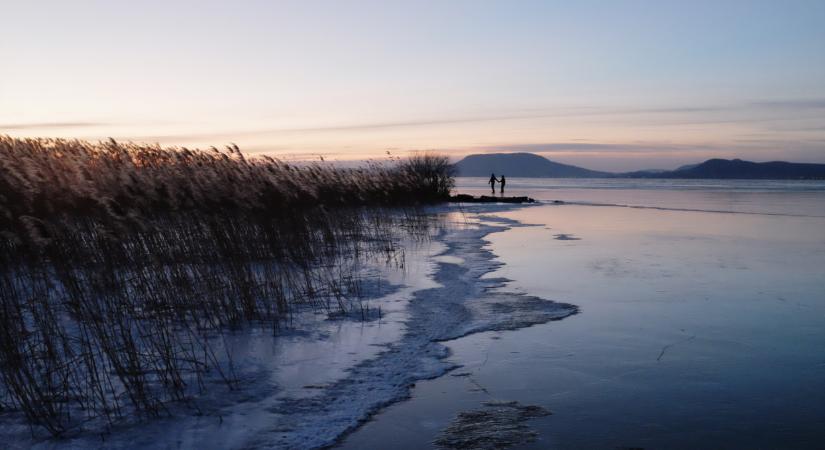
[8,206,577,449]
[257,209,578,449]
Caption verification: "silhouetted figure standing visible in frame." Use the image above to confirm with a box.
[499,175,506,194]
[488,173,497,194]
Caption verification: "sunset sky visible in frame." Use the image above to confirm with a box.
[2,0,824,171]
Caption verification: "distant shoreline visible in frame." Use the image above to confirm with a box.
[453,153,825,180]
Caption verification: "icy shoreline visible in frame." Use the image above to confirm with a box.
[260,211,578,449]
[9,207,578,450]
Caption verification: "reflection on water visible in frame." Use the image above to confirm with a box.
[340,181,825,449]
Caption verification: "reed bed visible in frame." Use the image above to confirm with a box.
[0,136,454,437]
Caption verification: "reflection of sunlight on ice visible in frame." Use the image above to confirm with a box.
[474,202,825,447]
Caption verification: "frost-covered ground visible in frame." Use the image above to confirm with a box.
[4,204,577,449]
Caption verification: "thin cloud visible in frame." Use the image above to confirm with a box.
[748,99,825,109]
[139,97,825,139]
[0,121,107,130]
[9,97,822,144]
[138,110,598,140]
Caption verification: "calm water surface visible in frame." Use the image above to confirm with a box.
[340,179,825,449]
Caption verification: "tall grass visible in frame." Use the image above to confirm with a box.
[0,136,453,437]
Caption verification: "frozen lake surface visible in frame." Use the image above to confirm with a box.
[7,178,824,449]
[340,178,825,449]
[6,205,577,450]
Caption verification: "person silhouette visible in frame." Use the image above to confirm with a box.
[499,175,506,194]
[488,173,497,194]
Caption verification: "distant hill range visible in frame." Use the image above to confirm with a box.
[453,153,825,180]
[454,153,609,178]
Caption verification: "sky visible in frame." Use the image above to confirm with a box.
[2,0,824,171]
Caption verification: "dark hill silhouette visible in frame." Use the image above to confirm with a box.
[661,159,825,179]
[453,153,609,178]
[454,153,825,179]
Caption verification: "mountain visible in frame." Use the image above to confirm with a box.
[657,159,825,179]
[453,153,825,180]
[453,153,609,178]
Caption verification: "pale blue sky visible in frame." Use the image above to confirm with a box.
[2,0,824,170]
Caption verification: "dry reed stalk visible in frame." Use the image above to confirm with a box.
[0,136,453,437]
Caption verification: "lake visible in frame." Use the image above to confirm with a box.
[339,178,825,449]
